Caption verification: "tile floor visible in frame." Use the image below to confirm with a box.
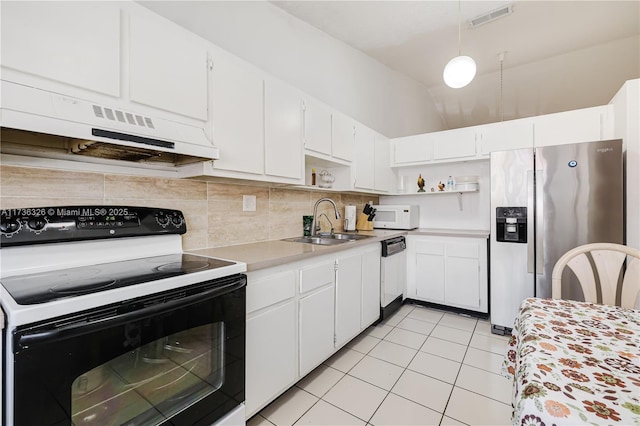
[247,303,514,426]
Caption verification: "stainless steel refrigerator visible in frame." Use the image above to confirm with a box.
[490,139,624,335]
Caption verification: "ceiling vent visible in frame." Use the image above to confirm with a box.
[469,4,513,28]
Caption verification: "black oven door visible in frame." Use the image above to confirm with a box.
[11,274,246,426]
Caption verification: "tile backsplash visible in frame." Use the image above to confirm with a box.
[0,165,377,250]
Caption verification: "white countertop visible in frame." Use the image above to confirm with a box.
[189,230,405,271]
[189,228,490,271]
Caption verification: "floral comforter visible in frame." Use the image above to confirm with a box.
[503,298,640,425]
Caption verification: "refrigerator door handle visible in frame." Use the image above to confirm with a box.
[535,169,544,275]
[527,170,535,274]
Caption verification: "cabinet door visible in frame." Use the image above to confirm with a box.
[331,112,355,162]
[478,120,534,156]
[264,78,302,179]
[361,247,381,328]
[443,240,481,309]
[431,127,477,160]
[299,286,335,376]
[1,2,120,96]
[303,98,332,156]
[533,106,609,147]
[211,48,264,175]
[414,240,446,303]
[353,124,375,190]
[335,253,362,347]
[246,301,297,416]
[374,133,396,193]
[129,12,208,121]
[392,134,431,165]
[445,257,480,310]
[415,253,445,302]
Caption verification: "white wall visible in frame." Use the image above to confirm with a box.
[610,79,640,249]
[139,1,444,138]
[379,161,490,230]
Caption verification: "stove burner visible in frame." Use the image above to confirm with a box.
[19,268,119,295]
[155,261,212,274]
[51,280,119,294]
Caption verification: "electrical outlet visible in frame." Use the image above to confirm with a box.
[242,195,257,212]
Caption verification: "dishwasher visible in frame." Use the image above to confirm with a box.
[380,236,407,321]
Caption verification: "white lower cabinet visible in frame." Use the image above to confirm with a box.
[335,252,363,347]
[361,246,382,328]
[245,270,297,417]
[407,235,488,313]
[299,261,335,376]
[245,244,381,418]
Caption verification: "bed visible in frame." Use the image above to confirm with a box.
[503,297,640,425]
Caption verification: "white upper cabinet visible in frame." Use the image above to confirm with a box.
[392,134,432,165]
[264,78,303,180]
[353,124,375,191]
[331,112,355,162]
[533,105,613,147]
[392,127,477,166]
[374,133,395,193]
[303,97,333,157]
[431,127,477,161]
[478,120,534,156]
[128,11,208,121]
[210,47,264,175]
[1,2,121,97]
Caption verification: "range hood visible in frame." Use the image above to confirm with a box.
[0,81,219,166]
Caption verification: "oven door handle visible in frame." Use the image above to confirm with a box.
[16,279,245,350]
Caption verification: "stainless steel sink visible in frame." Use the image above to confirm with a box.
[327,233,371,241]
[283,233,371,245]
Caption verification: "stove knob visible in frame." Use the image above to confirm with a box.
[28,218,47,231]
[170,215,183,227]
[156,213,170,227]
[0,217,21,234]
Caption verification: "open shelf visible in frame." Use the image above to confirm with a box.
[390,188,478,196]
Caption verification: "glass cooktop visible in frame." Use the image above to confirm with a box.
[1,254,235,305]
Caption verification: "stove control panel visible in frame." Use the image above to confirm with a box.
[0,206,186,247]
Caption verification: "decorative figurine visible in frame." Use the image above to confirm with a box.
[438,181,445,191]
[417,174,425,192]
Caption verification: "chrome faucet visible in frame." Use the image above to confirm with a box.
[311,198,340,237]
[316,213,334,235]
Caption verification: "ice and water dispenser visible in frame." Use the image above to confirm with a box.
[496,207,527,243]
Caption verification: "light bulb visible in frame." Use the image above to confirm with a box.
[443,55,477,88]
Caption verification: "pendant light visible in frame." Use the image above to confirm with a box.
[443,0,476,88]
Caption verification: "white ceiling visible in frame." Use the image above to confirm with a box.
[271,1,640,128]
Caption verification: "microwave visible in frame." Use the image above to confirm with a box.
[372,205,420,230]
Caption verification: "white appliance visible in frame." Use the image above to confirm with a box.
[0,205,247,426]
[490,140,624,335]
[372,205,420,230]
[380,236,407,320]
[0,81,219,165]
